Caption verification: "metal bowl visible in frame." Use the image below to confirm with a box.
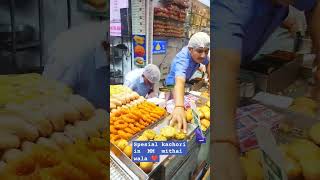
[0,24,35,44]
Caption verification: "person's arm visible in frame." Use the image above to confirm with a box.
[170,77,188,133]
[212,50,240,142]
[207,50,211,87]
[174,77,186,107]
[206,62,210,80]
[306,1,320,76]
[211,0,253,178]
[123,74,136,90]
[211,49,246,180]
[124,81,133,89]
[281,18,298,34]
[281,6,298,31]
[146,83,157,98]
[42,55,78,89]
[168,51,189,133]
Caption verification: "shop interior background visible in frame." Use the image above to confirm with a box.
[0,0,107,74]
[110,0,210,85]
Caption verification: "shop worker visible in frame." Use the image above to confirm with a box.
[166,32,210,133]
[124,64,161,98]
[211,0,320,180]
[43,21,108,110]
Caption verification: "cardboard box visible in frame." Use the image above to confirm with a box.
[241,58,302,94]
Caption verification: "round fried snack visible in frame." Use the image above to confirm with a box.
[136,135,148,141]
[118,130,131,140]
[124,128,135,134]
[309,122,320,145]
[142,129,156,140]
[110,125,117,134]
[200,119,210,128]
[160,126,177,139]
[68,95,95,119]
[154,135,167,141]
[122,116,135,123]
[110,135,121,144]
[116,139,128,151]
[114,120,128,129]
[135,122,145,129]
[140,162,153,173]
[139,119,149,127]
[123,145,132,158]
[175,132,186,140]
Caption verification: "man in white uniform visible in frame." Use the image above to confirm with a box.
[124,64,161,97]
[43,21,108,110]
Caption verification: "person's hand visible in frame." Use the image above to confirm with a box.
[310,55,320,99]
[282,17,299,37]
[287,22,299,37]
[315,67,320,85]
[212,143,246,180]
[169,107,187,133]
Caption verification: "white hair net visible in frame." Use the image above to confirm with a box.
[143,64,161,83]
[187,32,210,49]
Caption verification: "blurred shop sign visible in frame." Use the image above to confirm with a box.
[110,0,128,36]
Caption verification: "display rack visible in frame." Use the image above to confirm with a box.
[187,0,209,38]
[110,0,131,83]
[2,0,107,74]
[1,0,44,74]
[110,45,125,85]
[153,0,189,39]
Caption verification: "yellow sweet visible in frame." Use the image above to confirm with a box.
[140,162,153,173]
[175,132,186,140]
[246,148,261,165]
[160,126,177,139]
[186,110,193,123]
[206,101,210,107]
[240,156,263,180]
[200,106,209,113]
[123,146,132,158]
[200,125,207,132]
[284,155,302,179]
[299,158,320,180]
[196,108,205,119]
[204,111,210,120]
[136,136,148,141]
[200,119,210,128]
[142,130,156,140]
[292,97,317,110]
[309,122,320,145]
[288,139,320,161]
[289,105,316,117]
[116,139,128,151]
[154,135,167,141]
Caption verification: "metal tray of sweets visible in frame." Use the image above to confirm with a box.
[110,114,198,179]
[110,151,139,180]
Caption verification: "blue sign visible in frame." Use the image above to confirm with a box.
[132,141,188,162]
[153,40,167,54]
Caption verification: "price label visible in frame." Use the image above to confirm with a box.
[190,101,206,143]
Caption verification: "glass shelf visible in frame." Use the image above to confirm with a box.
[0,40,40,52]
